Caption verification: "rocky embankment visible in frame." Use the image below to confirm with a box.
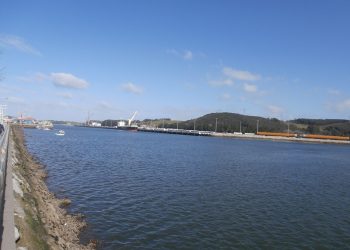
[10,126,95,250]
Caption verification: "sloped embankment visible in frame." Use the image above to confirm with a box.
[11,126,95,250]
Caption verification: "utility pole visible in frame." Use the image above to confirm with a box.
[215,118,218,132]
[287,121,290,135]
[257,120,259,134]
[194,119,196,131]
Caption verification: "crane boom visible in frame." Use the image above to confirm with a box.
[128,111,138,126]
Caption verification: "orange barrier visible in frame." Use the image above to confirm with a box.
[303,134,350,141]
[257,132,350,141]
[257,132,295,137]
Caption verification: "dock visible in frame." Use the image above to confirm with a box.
[137,127,212,136]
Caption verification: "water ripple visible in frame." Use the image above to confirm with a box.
[24,126,350,249]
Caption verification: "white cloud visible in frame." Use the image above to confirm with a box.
[209,78,234,87]
[167,49,194,60]
[243,83,258,93]
[57,92,73,99]
[267,105,284,116]
[16,72,89,90]
[223,67,261,81]
[121,82,143,94]
[51,73,89,89]
[209,67,262,91]
[336,99,350,112]
[0,34,42,56]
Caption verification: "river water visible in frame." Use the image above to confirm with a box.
[24,126,350,249]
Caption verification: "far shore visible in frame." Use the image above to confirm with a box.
[66,125,350,145]
[212,132,350,145]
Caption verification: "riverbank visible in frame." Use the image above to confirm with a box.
[80,126,350,145]
[213,132,350,144]
[10,126,95,249]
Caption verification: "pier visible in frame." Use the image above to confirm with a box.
[137,127,212,136]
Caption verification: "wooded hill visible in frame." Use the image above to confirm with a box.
[289,118,350,136]
[100,112,350,136]
[139,113,294,133]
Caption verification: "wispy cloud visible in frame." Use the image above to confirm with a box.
[328,88,341,96]
[97,101,113,109]
[121,82,143,94]
[209,67,261,90]
[96,101,120,112]
[220,93,232,100]
[223,67,261,81]
[16,72,89,90]
[243,83,257,93]
[167,49,194,60]
[336,99,350,112]
[51,73,89,89]
[209,78,234,87]
[8,96,25,104]
[16,72,48,83]
[57,92,73,99]
[183,50,193,60]
[266,105,284,116]
[0,34,42,56]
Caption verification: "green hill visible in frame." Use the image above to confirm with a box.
[178,112,293,133]
[100,112,350,136]
[290,118,350,136]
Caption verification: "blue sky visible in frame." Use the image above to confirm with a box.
[1,0,350,121]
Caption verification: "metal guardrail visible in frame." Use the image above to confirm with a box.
[0,124,10,241]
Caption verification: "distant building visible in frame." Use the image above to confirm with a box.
[14,116,37,128]
[91,122,102,127]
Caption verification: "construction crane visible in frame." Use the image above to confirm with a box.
[128,111,138,126]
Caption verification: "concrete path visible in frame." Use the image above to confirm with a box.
[1,131,16,250]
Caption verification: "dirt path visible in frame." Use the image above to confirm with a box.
[11,126,96,250]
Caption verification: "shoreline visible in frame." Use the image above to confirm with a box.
[212,132,350,145]
[11,126,96,249]
[74,125,350,145]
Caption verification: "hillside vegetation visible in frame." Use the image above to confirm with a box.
[290,118,350,136]
[99,113,350,136]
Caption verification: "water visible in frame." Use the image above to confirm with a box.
[24,126,350,249]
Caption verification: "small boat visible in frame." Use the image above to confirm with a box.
[55,130,65,136]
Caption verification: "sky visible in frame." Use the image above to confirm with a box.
[0,0,350,122]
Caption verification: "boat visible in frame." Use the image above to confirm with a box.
[55,130,65,136]
[116,124,138,131]
[115,111,139,131]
